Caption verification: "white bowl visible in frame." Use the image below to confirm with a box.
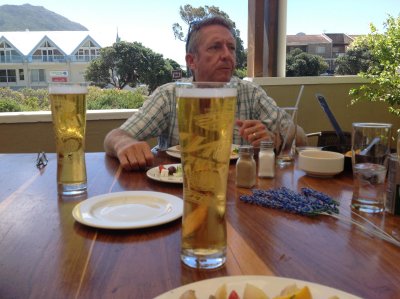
[298,150,344,178]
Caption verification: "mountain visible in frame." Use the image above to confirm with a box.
[0,4,88,31]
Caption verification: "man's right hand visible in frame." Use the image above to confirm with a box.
[104,129,154,171]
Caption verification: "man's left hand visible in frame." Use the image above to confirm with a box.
[236,119,276,148]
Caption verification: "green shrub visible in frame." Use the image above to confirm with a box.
[20,88,50,110]
[0,98,22,112]
[0,86,146,112]
[87,86,146,109]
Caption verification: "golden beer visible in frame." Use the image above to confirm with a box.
[177,82,237,269]
[49,83,87,196]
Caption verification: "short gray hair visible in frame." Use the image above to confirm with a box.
[185,16,235,54]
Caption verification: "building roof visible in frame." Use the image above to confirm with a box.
[0,31,107,55]
[286,34,332,45]
[324,33,354,45]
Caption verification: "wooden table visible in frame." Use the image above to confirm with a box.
[0,152,399,299]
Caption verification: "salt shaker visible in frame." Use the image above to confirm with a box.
[236,145,256,188]
[258,140,275,178]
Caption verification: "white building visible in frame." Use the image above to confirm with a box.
[0,31,104,89]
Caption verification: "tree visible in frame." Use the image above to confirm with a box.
[286,48,329,77]
[349,15,400,116]
[85,41,185,92]
[172,4,247,70]
[335,40,374,75]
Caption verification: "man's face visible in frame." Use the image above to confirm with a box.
[186,25,236,82]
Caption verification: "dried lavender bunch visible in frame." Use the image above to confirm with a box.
[239,187,339,215]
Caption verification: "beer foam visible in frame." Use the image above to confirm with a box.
[49,84,88,94]
[176,87,237,98]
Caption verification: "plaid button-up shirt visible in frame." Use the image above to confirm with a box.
[120,77,291,150]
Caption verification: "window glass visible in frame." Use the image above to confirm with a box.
[316,46,326,54]
[0,69,16,82]
[31,69,46,82]
[8,69,16,82]
[0,69,7,82]
[19,69,24,81]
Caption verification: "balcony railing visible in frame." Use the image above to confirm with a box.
[0,54,99,64]
[0,55,24,63]
[1,77,399,153]
[28,55,99,63]
[30,55,66,63]
[69,55,100,62]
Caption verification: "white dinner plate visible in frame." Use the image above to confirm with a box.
[166,144,240,160]
[154,275,361,299]
[72,191,183,229]
[146,163,183,184]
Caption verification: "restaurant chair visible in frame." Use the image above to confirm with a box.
[306,130,352,147]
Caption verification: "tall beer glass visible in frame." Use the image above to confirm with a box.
[49,82,88,196]
[176,82,237,269]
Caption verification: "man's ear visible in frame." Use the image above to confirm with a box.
[185,53,196,70]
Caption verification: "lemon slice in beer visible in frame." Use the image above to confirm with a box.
[63,137,82,152]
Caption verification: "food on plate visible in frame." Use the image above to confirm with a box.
[179,282,270,299]
[178,282,336,299]
[158,164,182,177]
[232,146,239,155]
[273,284,311,299]
[179,290,196,299]
[243,283,269,299]
[214,283,227,299]
[345,149,361,157]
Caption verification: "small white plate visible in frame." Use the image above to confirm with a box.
[154,275,361,299]
[146,164,183,184]
[166,145,181,159]
[72,191,183,229]
[166,144,240,160]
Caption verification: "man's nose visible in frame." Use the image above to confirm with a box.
[221,45,235,60]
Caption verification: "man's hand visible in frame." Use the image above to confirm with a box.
[236,119,277,148]
[104,129,154,171]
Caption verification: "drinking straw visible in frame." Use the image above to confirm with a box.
[279,85,304,153]
[294,84,304,111]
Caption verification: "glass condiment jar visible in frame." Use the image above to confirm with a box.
[236,145,256,188]
[258,140,275,178]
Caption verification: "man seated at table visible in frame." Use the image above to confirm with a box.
[104,16,307,171]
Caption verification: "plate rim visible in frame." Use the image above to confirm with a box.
[166,144,240,160]
[146,163,183,184]
[303,169,343,177]
[72,191,183,229]
[154,275,362,299]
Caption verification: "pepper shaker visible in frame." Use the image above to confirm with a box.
[236,145,256,188]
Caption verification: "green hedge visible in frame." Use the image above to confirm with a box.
[0,86,147,112]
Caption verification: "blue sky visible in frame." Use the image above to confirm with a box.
[6,1,400,66]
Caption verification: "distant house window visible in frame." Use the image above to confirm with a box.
[74,40,100,61]
[19,69,24,81]
[31,69,46,82]
[316,46,326,54]
[0,42,12,63]
[0,69,16,82]
[33,40,64,62]
[332,47,340,53]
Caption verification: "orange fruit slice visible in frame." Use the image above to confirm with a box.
[273,285,312,299]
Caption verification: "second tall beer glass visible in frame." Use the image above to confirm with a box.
[176,82,237,269]
[49,82,88,196]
